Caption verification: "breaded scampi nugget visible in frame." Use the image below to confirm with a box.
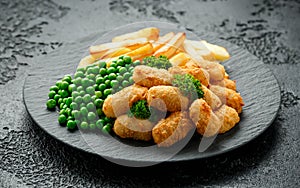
[132,65,173,88]
[209,85,244,114]
[214,105,240,134]
[113,115,154,141]
[168,66,210,87]
[189,99,222,137]
[102,85,148,118]
[202,85,222,110]
[211,78,236,91]
[147,86,189,112]
[152,112,194,147]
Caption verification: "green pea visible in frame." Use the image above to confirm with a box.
[99,68,107,76]
[67,120,76,129]
[75,96,83,104]
[96,77,104,85]
[89,123,96,129]
[77,86,84,92]
[128,77,134,84]
[73,77,82,85]
[65,108,72,116]
[58,114,67,125]
[80,103,85,109]
[63,104,68,110]
[87,112,96,121]
[123,55,132,64]
[133,60,141,66]
[118,55,124,60]
[79,90,85,97]
[75,120,81,126]
[123,72,131,80]
[86,86,95,95]
[96,108,103,116]
[81,78,90,88]
[72,91,80,99]
[63,76,72,84]
[107,67,116,74]
[116,59,125,66]
[60,81,69,90]
[83,94,92,103]
[86,67,94,74]
[59,109,66,116]
[104,80,111,87]
[48,91,56,99]
[63,98,67,104]
[72,110,80,119]
[67,116,74,121]
[50,85,59,92]
[80,107,88,117]
[98,84,106,91]
[95,91,102,98]
[86,102,95,111]
[87,74,95,81]
[58,98,63,105]
[110,62,117,68]
[103,117,112,123]
[60,90,69,98]
[74,71,85,79]
[92,67,99,74]
[94,99,104,108]
[89,79,95,86]
[66,97,72,107]
[76,67,86,73]
[104,89,112,97]
[116,75,123,82]
[118,67,127,75]
[96,119,105,129]
[80,121,88,129]
[102,124,112,134]
[53,94,61,102]
[122,80,129,87]
[98,61,106,68]
[128,66,134,72]
[108,73,116,80]
[103,75,109,81]
[46,99,56,110]
[70,102,78,110]
[91,95,97,101]
[110,80,119,88]
[56,80,62,87]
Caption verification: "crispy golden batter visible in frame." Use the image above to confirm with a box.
[147,86,189,112]
[209,85,244,113]
[168,66,210,87]
[211,78,236,91]
[202,85,222,110]
[214,105,240,134]
[102,85,148,118]
[152,112,194,147]
[113,115,154,141]
[189,99,222,137]
[132,65,173,88]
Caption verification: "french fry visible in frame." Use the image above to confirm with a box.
[169,52,191,66]
[153,32,186,58]
[124,43,154,61]
[201,40,230,61]
[89,38,148,59]
[183,40,204,62]
[112,27,160,42]
[186,40,215,61]
[78,55,96,68]
[101,47,131,59]
[152,32,175,51]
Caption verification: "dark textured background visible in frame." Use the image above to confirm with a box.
[0,0,299,187]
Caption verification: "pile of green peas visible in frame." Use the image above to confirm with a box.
[46,55,140,134]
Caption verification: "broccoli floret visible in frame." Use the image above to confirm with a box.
[172,74,204,100]
[142,55,172,70]
[128,100,151,119]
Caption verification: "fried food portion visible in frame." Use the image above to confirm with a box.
[169,52,191,66]
[202,85,222,110]
[124,43,154,61]
[113,115,154,141]
[132,65,173,88]
[102,85,148,118]
[112,27,160,42]
[189,99,222,137]
[152,112,194,147]
[211,78,236,91]
[210,85,244,113]
[200,40,230,61]
[147,86,189,112]
[214,105,240,134]
[154,32,186,58]
[168,66,210,87]
[152,32,175,51]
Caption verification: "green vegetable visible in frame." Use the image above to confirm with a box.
[128,100,151,119]
[96,119,104,129]
[102,124,112,134]
[87,112,96,121]
[98,83,106,91]
[86,102,95,111]
[48,91,56,99]
[83,94,92,104]
[58,114,67,124]
[80,121,88,129]
[172,74,204,100]
[50,86,59,92]
[60,81,69,90]
[53,94,61,102]
[142,55,172,70]
[94,99,104,108]
[46,99,56,110]
[86,86,95,95]
[67,120,76,129]
[80,107,88,117]
[123,55,132,64]
[89,123,96,129]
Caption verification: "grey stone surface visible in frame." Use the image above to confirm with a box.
[0,0,299,187]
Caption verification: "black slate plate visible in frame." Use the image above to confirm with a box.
[23,22,280,166]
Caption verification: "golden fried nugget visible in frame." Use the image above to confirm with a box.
[152,112,194,147]
[102,85,148,118]
[189,99,222,137]
[147,86,189,112]
[168,66,210,87]
[202,85,222,110]
[210,85,244,113]
[113,115,154,141]
[214,105,240,134]
[132,65,173,88]
[211,78,237,91]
